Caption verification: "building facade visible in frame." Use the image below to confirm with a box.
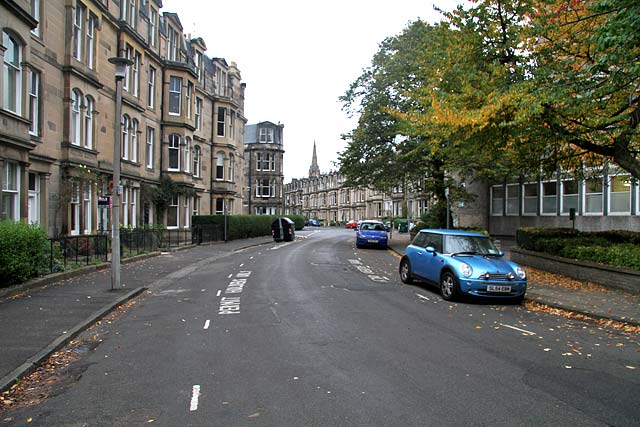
[285,145,640,235]
[243,121,284,215]
[1,0,246,236]
[284,144,434,224]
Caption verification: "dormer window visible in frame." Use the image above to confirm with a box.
[259,128,274,143]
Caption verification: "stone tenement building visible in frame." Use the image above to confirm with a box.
[243,121,285,215]
[284,143,437,224]
[1,0,246,236]
[285,144,639,235]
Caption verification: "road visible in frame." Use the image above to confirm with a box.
[3,228,639,426]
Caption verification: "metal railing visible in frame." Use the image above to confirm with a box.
[45,224,224,275]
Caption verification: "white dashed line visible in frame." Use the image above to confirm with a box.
[499,323,536,336]
[203,320,210,330]
[415,293,431,301]
[190,385,200,411]
[228,273,233,279]
[216,290,222,297]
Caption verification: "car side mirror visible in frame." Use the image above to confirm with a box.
[425,246,436,255]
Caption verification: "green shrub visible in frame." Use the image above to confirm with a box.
[0,221,49,287]
[516,227,640,270]
[561,244,640,270]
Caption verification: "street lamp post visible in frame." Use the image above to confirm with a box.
[108,56,132,290]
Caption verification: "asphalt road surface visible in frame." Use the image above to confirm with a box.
[4,228,639,426]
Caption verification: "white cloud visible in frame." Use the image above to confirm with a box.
[161,0,460,181]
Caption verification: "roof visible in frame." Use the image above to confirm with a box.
[416,229,488,237]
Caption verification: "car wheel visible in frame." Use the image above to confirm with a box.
[512,294,525,304]
[440,271,459,301]
[399,259,413,284]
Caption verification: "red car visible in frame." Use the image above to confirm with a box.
[345,220,358,229]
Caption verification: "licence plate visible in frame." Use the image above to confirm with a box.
[367,239,378,243]
[487,285,511,293]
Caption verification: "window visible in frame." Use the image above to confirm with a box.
[84,96,94,149]
[194,51,202,82]
[121,0,136,27]
[70,182,80,235]
[256,179,271,197]
[168,134,180,171]
[123,45,132,92]
[86,13,97,69]
[148,7,157,47]
[215,198,224,215]
[28,173,40,225]
[255,153,262,171]
[132,51,140,96]
[193,146,201,177]
[561,179,579,214]
[31,0,41,37]
[167,195,179,228]
[506,184,519,215]
[148,66,156,108]
[122,187,129,227]
[186,82,193,118]
[2,162,21,221]
[541,181,557,215]
[229,111,235,139]
[490,185,504,216]
[195,97,202,130]
[259,128,274,143]
[193,196,200,218]
[169,76,181,115]
[228,154,234,182]
[73,2,85,61]
[217,107,226,136]
[584,177,603,214]
[146,127,154,169]
[130,188,137,227]
[523,183,538,215]
[167,26,178,61]
[121,115,130,160]
[183,197,190,228]
[3,31,22,114]
[184,137,191,173]
[216,152,224,180]
[29,69,40,136]
[83,182,92,234]
[609,175,631,214]
[71,90,82,146]
[130,119,138,162]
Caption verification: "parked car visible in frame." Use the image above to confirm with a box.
[399,229,526,302]
[356,220,388,249]
[306,219,320,227]
[345,220,358,229]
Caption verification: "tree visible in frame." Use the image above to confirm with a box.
[339,21,465,226]
[529,0,640,178]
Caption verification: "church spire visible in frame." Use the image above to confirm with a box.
[309,140,320,178]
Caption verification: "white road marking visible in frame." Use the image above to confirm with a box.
[216,290,222,297]
[203,320,210,330]
[228,274,233,279]
[268,242,294,250]
[415,293,431,301]
[190,385,200,411]
[239,263,244,267]
[499,323,536,335]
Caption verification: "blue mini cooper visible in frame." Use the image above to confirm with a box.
[399,229,527,302]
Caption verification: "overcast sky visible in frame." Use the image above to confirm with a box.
[161,0,462,182]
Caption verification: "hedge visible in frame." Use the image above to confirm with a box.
[516,227,640,270]
[192,214,306,240]
[0,221,49,287]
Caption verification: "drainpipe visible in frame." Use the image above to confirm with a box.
[210,96,215,214]
[248,149,252,214]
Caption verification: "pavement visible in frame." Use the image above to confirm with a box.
[1,229,639,394]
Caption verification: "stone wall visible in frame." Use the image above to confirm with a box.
[511,248,640,295]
